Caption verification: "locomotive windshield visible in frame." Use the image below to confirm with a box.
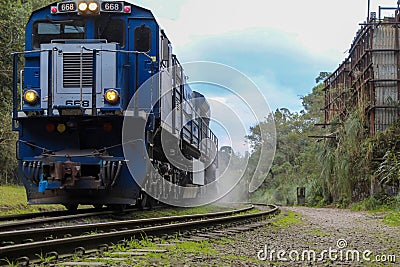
[32,19,125,49]
[33,20,85,49]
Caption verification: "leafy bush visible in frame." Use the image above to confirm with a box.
[350,193,400,212]
[376,150,400,190]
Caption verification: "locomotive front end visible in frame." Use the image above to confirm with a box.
[12,0,149,209]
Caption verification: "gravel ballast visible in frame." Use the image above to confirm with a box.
[208,206,400,266]
[58,206,399,266]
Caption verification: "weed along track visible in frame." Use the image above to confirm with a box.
[0,204,278,265]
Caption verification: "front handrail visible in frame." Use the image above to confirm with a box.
[19,70,24,110]
[11,49,52,56]
[80,46,156,62]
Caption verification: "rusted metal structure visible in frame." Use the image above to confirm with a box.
[323,6,400,136]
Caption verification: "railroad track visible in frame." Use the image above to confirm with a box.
[0,204,279,266]
[0,208,102,222]
[0,208,140,232]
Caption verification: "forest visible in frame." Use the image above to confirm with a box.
[0,0,399,209]
[0,0,53,184]
[247,73,400,209]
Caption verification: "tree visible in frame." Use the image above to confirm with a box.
[246,74,337,205]
[0,0,51,184]
[315,72,331,84]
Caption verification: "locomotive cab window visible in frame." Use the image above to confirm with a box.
[134,25,151,52]
[33,21,85,49]
[95,19,125,47]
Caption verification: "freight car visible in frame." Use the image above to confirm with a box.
[12,0,218,210]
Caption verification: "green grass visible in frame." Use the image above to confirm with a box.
[271,210,303,228]
[0,186,29,207]
[0,185,64,215]
[308,229,329,237]
[173,240,217,255]
[349,196,400,227]
[383,212,400,227]
[349,195,400,212]
[128,238,262,266]
[118,237,269,266]
[104,236,218,266]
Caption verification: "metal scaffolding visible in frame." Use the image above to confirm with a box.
[323,6,400,137]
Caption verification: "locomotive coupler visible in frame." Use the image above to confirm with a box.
[54,157,82,187]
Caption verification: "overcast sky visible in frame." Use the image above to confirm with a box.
[131,0,397,110]
[129,0,398,152]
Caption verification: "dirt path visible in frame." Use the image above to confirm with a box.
[211,206,400,266]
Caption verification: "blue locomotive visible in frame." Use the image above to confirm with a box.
[12,0,218,209]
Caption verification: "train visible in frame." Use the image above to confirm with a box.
[12,0,218,210]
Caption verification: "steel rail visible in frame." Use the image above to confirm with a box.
[0,208,139,232]
[0,206,254,246]
[0,208,110,222]
[0,204,278,264]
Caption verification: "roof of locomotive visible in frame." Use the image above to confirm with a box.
[28,1,155,23]
[24,1,158,51]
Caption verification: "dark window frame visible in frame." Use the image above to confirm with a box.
[32,20,86,49]
[134,24,152,53]
[95,18,126,48]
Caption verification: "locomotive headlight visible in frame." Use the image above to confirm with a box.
[88,2,99,12]
[78,2,88,12]
[104,89,119,105]
[23,90,39,105]
[57,123,66,133]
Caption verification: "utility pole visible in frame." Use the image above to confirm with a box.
[367,0,370,21]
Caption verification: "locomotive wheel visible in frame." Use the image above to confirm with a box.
[64,204,78,211]
[137,192,156,210]
[137,193,148,210]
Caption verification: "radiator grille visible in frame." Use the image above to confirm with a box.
[63,53,93,88]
